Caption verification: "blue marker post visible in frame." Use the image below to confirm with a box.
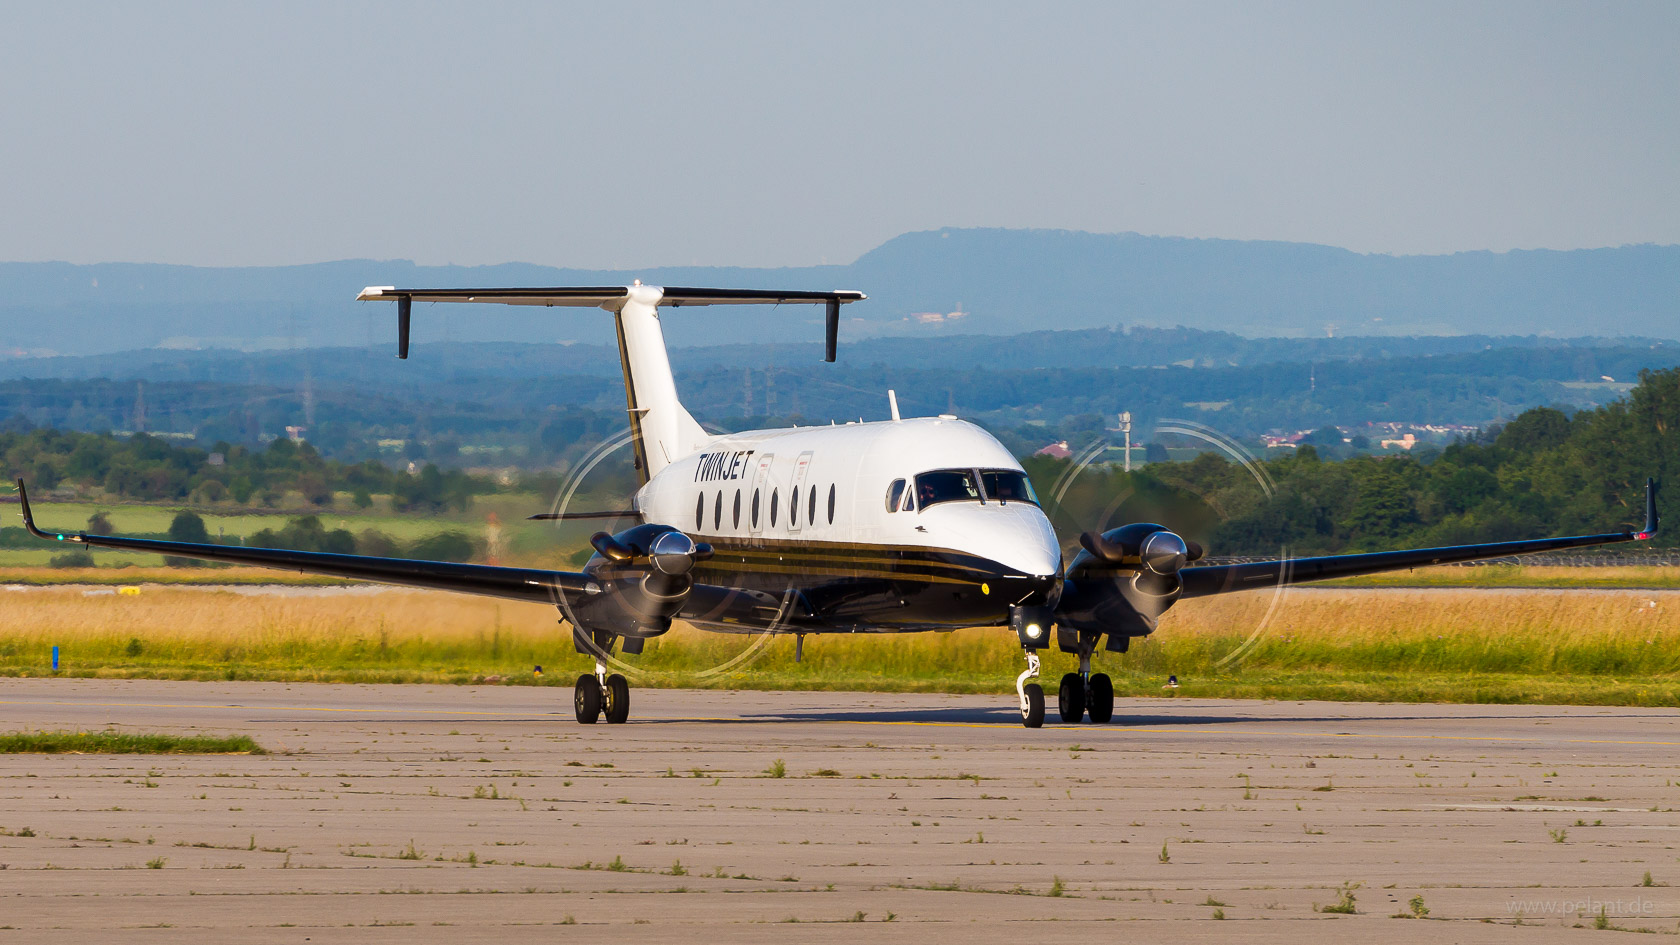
[52,645,60,672]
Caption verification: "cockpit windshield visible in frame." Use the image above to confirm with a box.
[911,468,1040,510]
[913,469,981,509]
[981,469,1039,506]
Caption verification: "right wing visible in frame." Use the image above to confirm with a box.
[16,480,588,605]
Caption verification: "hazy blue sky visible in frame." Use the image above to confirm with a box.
[4,1,1676,268]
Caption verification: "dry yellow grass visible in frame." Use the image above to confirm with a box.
[0,584,1676,703]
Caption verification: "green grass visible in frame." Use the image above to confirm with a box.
[1,582,1677,706]
[0,730,265,754]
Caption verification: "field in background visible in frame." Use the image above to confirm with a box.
[1,583,1676,706]
[7,494,594,569]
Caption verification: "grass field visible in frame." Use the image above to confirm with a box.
[1,583,1675,706]
[6,494,594,568]
[0,731,264,754]
[1326,564,1680,589]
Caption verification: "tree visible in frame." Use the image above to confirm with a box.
[1345,459,1418,546]
[163,511,211,567]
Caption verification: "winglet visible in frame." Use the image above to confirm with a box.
[14,479,79,543]
[1636,477,1660,540]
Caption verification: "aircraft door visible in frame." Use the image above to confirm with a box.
[748,453,774,536]
[787,452,813,533]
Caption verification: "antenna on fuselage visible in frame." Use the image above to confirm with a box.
[888,389,901,422]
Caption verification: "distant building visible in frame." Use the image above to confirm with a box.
[1034,440,1072,459]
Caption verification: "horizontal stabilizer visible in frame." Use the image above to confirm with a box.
[358,284,865,362]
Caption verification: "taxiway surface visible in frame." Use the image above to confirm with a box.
[1,678,1677,942]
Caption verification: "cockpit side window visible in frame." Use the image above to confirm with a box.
[885,478,907,513]
[913,469,982,509]
[980,469,1040,506]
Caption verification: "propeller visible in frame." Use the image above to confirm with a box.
[1078,523,1204,576]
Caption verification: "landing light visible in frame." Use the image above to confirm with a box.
[1025,623,1043,640]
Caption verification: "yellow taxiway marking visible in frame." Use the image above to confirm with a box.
[4,698,1678,747]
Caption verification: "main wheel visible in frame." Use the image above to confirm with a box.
[574,674,601,724]
[1021,682,1045,728]
[603,673,630,724]
[1057,672,1086,723]
[1086,672,1115,724]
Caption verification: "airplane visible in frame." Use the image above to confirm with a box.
[14,282,1662,728]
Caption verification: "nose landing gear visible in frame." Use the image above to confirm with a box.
[1016,649,1045,728]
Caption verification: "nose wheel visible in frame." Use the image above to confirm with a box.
[1017,649,1045,728]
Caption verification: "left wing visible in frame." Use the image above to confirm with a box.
[1180,477,1659,598]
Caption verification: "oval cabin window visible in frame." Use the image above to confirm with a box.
[733,490,742,529]
[770,489,779,527]
[695,492,704,531]
[751,489,760,528]
[808,486,818,526]
[828,484,836,524]
[791,487,800,527]
[885,478,907,513]
[713,491,723,530]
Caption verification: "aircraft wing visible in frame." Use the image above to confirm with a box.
[15,480,589,605]
[1180,477,1659,599]
[13,480,802,630]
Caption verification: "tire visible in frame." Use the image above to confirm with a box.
[603,673,630,724]
[1086,673,1115,724]
[1021,683,1045,728]
[1057,672,1085,723]
[574,674,601,724]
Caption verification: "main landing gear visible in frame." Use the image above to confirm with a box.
[575,661,630,724]
[1017,636,1114,728]
[1057,638,1114,724]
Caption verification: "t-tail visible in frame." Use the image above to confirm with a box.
[357,284,864,481]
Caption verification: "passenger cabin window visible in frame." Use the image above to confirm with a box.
[770,489,779,527]
[980,469,1040,506]
[913,469,982,509]
[885,478,907,513]
[751,489,760,528]
[827,484,836,524]
[733,490,742,529]
[790,486,800,527]
[695,493,705,531]
[714,491,723,530]
[807,486,817,526]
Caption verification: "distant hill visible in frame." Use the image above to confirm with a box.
[3,228,1676,357]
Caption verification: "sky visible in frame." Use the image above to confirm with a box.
[3,1,1676,269]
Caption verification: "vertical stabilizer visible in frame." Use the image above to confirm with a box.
[613,285,710,482]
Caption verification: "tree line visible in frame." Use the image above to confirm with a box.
[1030,367,1677,555]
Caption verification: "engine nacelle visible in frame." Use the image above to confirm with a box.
[1056,522,1205,649]
[568,523,713,645]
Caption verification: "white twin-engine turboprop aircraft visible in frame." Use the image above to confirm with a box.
[17,283,1659,727]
